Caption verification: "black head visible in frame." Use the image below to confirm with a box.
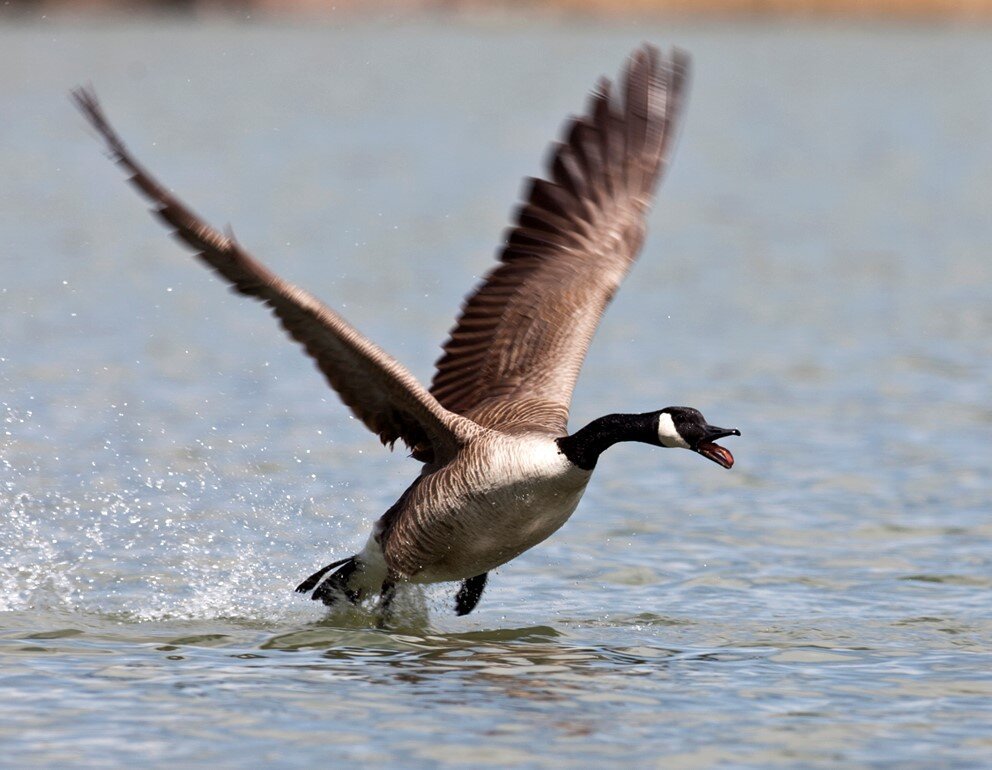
[655,407,741,469]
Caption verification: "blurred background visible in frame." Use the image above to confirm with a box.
[4,0,992,16]
[2,3,991,769]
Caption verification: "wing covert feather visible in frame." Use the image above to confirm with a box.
[73,87,476,462]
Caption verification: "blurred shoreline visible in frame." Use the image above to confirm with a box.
[6,0,992,19]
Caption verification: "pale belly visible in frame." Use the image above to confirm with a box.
[393,437,593,584]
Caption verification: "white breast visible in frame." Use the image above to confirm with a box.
[409,434,592,583]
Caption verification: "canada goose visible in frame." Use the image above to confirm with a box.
[74,44,739,618]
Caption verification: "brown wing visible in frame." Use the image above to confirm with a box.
[73,87,477,463]
[430,45,689,434]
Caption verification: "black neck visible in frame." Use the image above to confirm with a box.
[556,412,658,471]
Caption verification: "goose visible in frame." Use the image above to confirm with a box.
[73,44,739,618]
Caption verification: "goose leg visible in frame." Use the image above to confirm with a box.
[454,573,488,616]
[376,581,397,628]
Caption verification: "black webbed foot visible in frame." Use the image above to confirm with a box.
[454,573,488,616]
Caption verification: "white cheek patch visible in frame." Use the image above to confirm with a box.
[657,412,690,448]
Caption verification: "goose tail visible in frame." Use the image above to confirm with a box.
[295,556,364,606]
[296,542,390,607]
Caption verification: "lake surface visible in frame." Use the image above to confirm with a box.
[2,17,991,769]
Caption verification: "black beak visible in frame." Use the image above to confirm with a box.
[694,425,740,469]
[703,425,741,442]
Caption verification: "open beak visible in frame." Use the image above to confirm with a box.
[694,425,741,469]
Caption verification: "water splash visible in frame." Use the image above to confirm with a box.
[0,401,371,624]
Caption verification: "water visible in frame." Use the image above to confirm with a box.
[2,17,992,768]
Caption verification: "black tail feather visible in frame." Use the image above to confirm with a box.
[309,557,363,606]
[295,556,353,594]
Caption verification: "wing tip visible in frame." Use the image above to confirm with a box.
[428,43,694,418]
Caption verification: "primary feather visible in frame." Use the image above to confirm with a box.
[430,46,689,434]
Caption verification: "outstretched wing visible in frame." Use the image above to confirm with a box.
[430,45,689,434]
[73,87,477,463]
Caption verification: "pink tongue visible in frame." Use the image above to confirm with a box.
[701,442,734,468]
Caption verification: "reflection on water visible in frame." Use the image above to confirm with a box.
[2,17,992,770]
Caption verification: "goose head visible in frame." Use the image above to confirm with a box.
[655,407,740,469]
